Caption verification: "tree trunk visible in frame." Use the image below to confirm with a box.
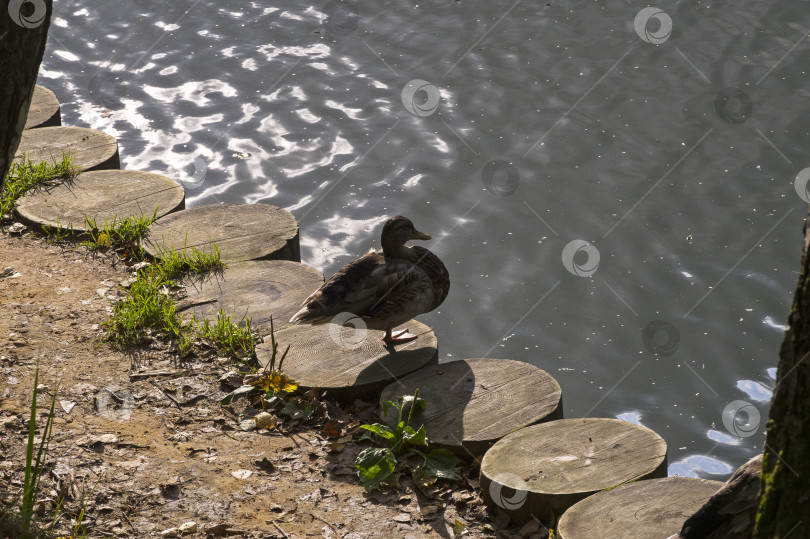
[0,0,53,191]
[754,207,810,538]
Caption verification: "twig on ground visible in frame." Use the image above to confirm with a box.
[149,380,183,409]
[310,512,341,538]
[271,520,289,538]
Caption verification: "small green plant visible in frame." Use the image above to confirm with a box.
[105,243,225,347]
[81,210,157,258]
[68,474,102,537]
[21,364,58,532]
[41,218,74,244]
[106,269,181,344]
[218,317,321,430]
[155,242,225,280]
[1,153,76,219]
[105,242,258,363]
[196,308,257,358]
[355,390,462,492]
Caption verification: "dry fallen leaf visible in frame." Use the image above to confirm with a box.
[231,469,253,479]
[60,400,76,414]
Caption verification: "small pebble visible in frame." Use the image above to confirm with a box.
[178,521,197,534]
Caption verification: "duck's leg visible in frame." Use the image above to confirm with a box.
[383,327,418,346]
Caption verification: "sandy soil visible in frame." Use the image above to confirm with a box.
[0,230,546,539]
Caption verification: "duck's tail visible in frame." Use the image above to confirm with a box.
[289,304,330,325]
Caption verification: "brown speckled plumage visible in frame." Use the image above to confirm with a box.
[290,216,449,338]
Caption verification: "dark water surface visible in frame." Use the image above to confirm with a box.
[37,0,810,478]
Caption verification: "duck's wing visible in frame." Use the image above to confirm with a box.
[291,251,430,324]
[356,258,435,325]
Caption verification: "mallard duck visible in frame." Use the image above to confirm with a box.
[290,215,449,346]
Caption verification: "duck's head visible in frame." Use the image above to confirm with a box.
[381,215,431,257]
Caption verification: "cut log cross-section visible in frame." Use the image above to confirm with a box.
[379,358,563,459]
[15,169,184,232]
[145,203,300,263]
[14,126,119,171]
[258,320,439,401]
[480,417,668,525]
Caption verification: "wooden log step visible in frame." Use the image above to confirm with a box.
[479,417,668,525]
[257,321,438,401]
[144,203,300,263]
[14,126,119,171]
[14,169,184,232]
[557,477,723,539]
[176,260,323,338]
[379,358,562,459]
[25,85,61,129]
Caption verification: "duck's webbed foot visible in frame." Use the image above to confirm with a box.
[383,327,418,346]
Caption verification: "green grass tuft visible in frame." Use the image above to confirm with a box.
[81,210,158,258]
[1,154,76,220]
[196,308,257,358]
[154,242,226,280]
[105,243,255,360]
[21,365,57,531]
[0,363,59,538]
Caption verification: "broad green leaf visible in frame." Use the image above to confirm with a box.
[220,384,255,405]
[421,448,462,481]
[400,394,426,413]
[218,370,238,382]
[262,395,280,409]
[280,398,314,420]
[402,424,428,447]
[359,423,397,441]
[382,394,426,427]
[355,447,397,492]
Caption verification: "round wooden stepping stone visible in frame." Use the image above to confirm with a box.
[144,203,300,263]
[14,126,119,171]
[25,85,61,129]
[257,320,438,401]
[176,260,323,338]
[557,477,723,539]
[15,169,185,232]
[480,418,668,524]
[379,358,562,459]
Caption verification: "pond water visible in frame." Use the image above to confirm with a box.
[37,0,810,479]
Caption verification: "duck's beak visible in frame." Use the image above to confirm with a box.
[411,228,431,241]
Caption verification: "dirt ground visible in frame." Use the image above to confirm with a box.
[0,230,546,539]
